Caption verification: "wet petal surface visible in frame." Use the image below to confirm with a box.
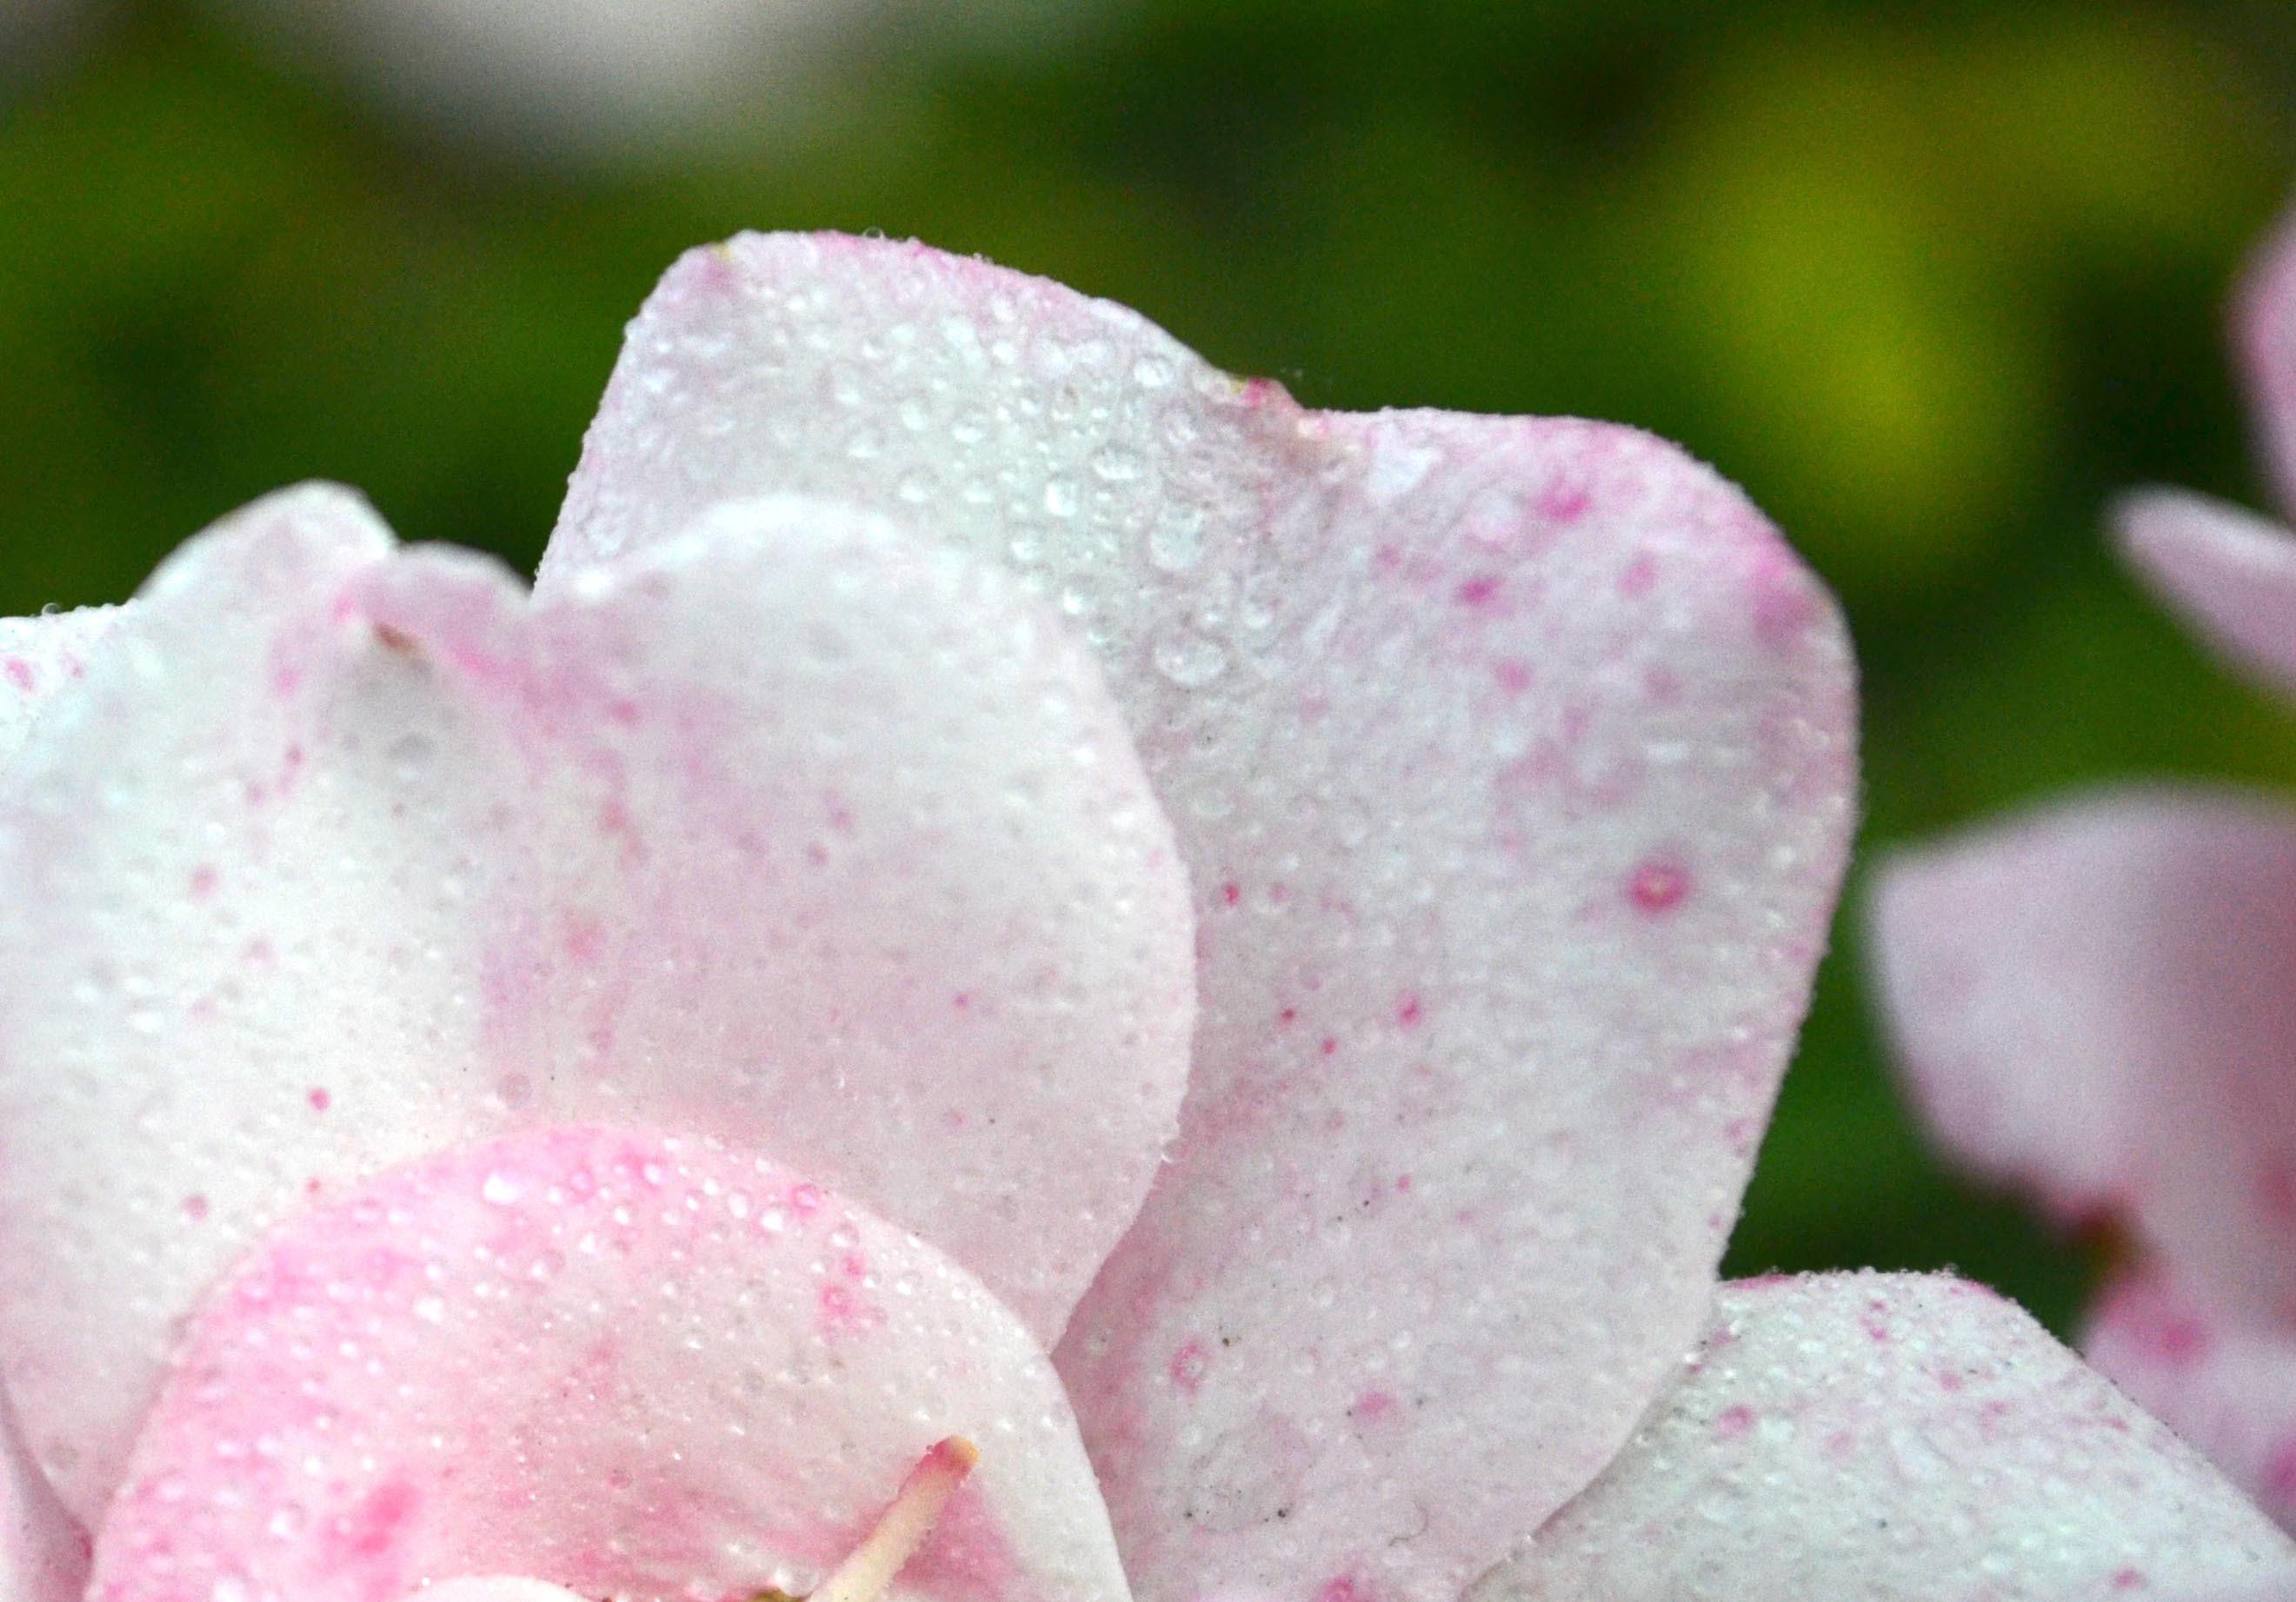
[545,233,1858,1602]
[1487,1273,2296,1601]
[91,1126,1129,1602]
[0,487,1190,1514]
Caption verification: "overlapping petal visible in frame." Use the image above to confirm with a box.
[2117,489,2296,699]
[1870,788,2296,1316]
[1486,1273,2296,1601]
[543,234,1859,1602]
[90,1127,1128,1602]
[0,484,1191,1515]
[2086,1268,2296,1533]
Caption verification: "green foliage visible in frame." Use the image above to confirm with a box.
[3,0,2289,1334]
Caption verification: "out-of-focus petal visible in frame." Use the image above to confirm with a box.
[0,608,117,769]
[544,233,1859,1602]
[1869,788,2296,1318]
[0,488,1191,1517]
[1482,1273,2296,1602]
[2086,1267,2296,1533]
[2237,203,2296,518]
[90,1127,1128,1602]
[2117,489,2296,698]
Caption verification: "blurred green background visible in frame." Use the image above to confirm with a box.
[4,0,2293,1336]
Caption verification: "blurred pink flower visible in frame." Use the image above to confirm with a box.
[1873,199,2296,1532]
[0,236,2284,1602]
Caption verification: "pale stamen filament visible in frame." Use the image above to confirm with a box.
[809,1438,982,1602]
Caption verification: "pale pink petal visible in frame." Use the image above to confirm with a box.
[2238,202,2296,517]
[0,1392,84,1602]
[0,487,1190,1516]
[2086,1267,2296,1534]
[1483,1273,2296,1602]
[543,234,1859,1602]
[406,1583,589,1602]
[1870,788,2296,1317]
[0,608,119,770]
[2116,489,2296,698]
[90,1126,1129,1602]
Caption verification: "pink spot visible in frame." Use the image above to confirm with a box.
[1750,551,1822,647]
[187,864,219,901]
[1394,993,1424,1029]
[2112,1570,2146,1592]
[1538,479,1591,523]
[1454,575,1502,612]
[1278,1007,1299,1027]
[2150,1314,2211,1366]
[1241,376,1283,409]
[841,1251,868,1280]
[1618,553,1658,596]
[561,914,605,965]
[181,1193,210,1222]
[1713,1404,1756,1441]
[1222,881,1242,907]
[308,1087,331,1113]
[952,992,972,1012]
[1317,1577,1367,1602]
[1492,657,1533,695]
[328,1478,419,1563]
[790,1182,825,1220]
[2,658,31,692]
[1320,1037,1338,1057]
[1350,1389,1397,1421]
[1628,858,1691,914]
[1394,1174,1413,1193]
[1169,1339,1211,1393]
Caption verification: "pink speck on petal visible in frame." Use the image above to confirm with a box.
[1222,881,1242,907]
[790,1182,825,1219]
[1317,1576,1367,1602]
[1351,1389,1397,1421]
[181,1194,210,1222]
[1492,657,1533,695]
[187,864,219,901]
[3,658,32,692]
[1619,554,1658,596]
[308,1087,332,1113]
[1628,858,1692,914]
[1395,993,1424,1029]
[1713,1404,1756,1441]
[1538,478,1591,523]
[1454,575,1503,612]
[1169,1339,1211,1393]
[2265,1440,2296,1512]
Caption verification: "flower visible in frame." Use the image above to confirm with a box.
[1871,198,2296,1531]
[1,234,2286,1602]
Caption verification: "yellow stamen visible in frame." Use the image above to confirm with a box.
[809,1439,981,1602]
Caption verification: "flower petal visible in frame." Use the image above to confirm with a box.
[2085,1266,2296,1533]
[0,1393,84,1602]
[0,607,119,768]
[1869,788,2296,1315]
[544,233,1860,1602]
[1484,1273,2296,1601]
[2238,202,2296,517]
[2116,489,2296,697]
[0,486,1190,1516]
[90,1126,1128,1602]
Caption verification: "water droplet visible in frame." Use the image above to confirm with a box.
[1154,630,1228,688]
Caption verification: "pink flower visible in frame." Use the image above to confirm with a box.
[0,234,2284,1602]
[1872,200,2296,1533]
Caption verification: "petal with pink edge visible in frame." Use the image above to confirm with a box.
[2117,489,2296,698]
[0,607,118,768]
[1484,1273,2296,1602]
[90,1127,1130,1602]
[542,233,1858,1602]
[1870,788,2296,1318]
[2086,1267,2296,1534]
[2238,201,2296,516]
[0,1392,83,1602]
[0,487,1190,1517]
